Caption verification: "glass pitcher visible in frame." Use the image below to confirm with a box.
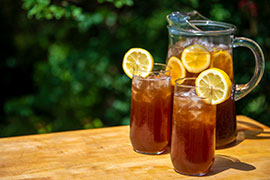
[166,11,265,148]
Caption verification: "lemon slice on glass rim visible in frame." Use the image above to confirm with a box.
[195,68,232,105]
[122,48,154,79]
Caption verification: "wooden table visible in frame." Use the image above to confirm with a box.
[0,115,270,180]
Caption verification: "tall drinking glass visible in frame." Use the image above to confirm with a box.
[171,78,216,176]
[130,63,172,155]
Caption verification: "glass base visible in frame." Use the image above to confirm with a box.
[133,148,166,155]
[174,168,209,176]
[216,137,237,149]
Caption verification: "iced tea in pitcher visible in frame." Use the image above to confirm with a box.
[167,11,264,147]
[167,42,236,147]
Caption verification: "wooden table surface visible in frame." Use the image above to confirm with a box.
[0,115,270,180]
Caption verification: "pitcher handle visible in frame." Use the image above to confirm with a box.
[233,37,265,101]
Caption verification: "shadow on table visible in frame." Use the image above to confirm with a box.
[207,154,256,176]
[237,120,270,139]
[217,120,270,149]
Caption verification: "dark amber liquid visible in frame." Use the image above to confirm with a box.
[216,96,237,147]
[130,75,172,154]
[171,95,216,175]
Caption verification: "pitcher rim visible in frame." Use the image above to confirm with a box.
[168,20,237,36]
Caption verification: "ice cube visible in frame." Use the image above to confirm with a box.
[132,77,143,90]
[157,77,170,89]
[169,38,195,57]
[174,95,192,109]
[142,93,152,103]
[197,38,215,51]
[190,110,202,120]
[215,43,229,50]
[180,88,197,97]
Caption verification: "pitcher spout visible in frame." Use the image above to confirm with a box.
[167,10,208,32]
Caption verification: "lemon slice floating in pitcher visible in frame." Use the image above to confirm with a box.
[122,48,154,79]
[211,49,233,79]
[166,56,186,86]
[181,44,211,73]
[195,68,232,105]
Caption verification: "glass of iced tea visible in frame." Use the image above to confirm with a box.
[171,77,216,176]
[129,63,172,155]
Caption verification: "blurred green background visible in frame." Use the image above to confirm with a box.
[0,0,269,137]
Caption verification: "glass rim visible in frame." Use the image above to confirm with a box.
[175,77,214,102]
[132,63,171,74]
[175,77,218,91]
[168,20,237,36]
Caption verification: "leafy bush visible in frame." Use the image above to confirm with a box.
[0,0,269,137]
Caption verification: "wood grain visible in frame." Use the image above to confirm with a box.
[0,115,269,180]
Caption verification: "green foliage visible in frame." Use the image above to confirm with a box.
[98,0,133,8]
[1,0,269,137]
[243,95,266,114]
[22,0,134,32]
[210,4,231,21]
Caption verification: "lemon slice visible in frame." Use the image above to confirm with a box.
[181,44,211,73]
[122,48,154,79]
[195,68,232,105]
[166,56,186,86]
[211,50,233,79]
